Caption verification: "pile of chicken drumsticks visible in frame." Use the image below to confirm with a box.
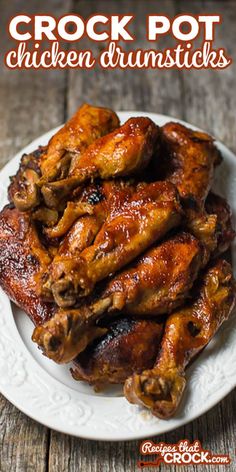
[0,104,235,419]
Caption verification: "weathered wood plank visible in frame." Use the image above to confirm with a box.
[49,1,236,471]
[67,0,183,118]
[48,391,236,472]
[0,1,71,472]
[0,0,71,167]
[176,0,236,152]
[0,0,236,471]
[0,396,49,472]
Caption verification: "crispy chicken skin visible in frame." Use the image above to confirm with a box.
[40,103,120,181]
[41,117,160,208]
[0,205,53,325]
[50,182,182,305]
[158,122,221,209]
[124,259,236,418]
[32,232,203,363]
[72,318,164,388]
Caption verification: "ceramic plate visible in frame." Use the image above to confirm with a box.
[0,112,236,441]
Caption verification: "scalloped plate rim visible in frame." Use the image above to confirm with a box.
[0,111,235,441]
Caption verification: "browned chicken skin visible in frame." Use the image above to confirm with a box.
[42,179,136,303]
[158,122,221,209]
[43,179,135,240]
[70,192,235,388]
[49,181,182,305]
[31,187,235,363]
[71,193,235,388]
[0,205,53,325]
[150,122,223,263]
[40,103,120,181]
[0,204,107,348]
[0,190,231,324]
[97,232,203,316]
[72,317,164,388]
[205,192,235,255]
[186,192,235,261]
[41,117,159,208]
[11,104,120,211]
[32,232,204,363]
[124,259,236,418]
[68,116,159,178]
[9,148,44,211]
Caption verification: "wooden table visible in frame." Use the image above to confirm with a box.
[0,1,235,471]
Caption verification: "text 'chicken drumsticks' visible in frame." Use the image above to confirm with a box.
[0,103,235,420]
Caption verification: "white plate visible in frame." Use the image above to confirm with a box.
[0,112,236,441]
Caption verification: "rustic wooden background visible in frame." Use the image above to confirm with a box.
[0,1,236,471]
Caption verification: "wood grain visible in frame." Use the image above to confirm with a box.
[0,1,71,471]
[0,1,236,471]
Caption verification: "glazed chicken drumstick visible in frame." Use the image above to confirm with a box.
[0,206,166,386]
[11,104,120,211]
[41,179,136,302]
[44,119,223,306]
[32,231,204,363]
[158,122,221,209]
[71,192,235,388]
[44,178,136,240]
[40,103,120,181]
[48,181,182,305]
[72,317,164,389]
[0,204,53,325]
[41,116,160,208]
[0,204,107,347]
[124,259,236,418]
[205,192,235,255]
[155,121,225,261]
[32,183,235,363]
